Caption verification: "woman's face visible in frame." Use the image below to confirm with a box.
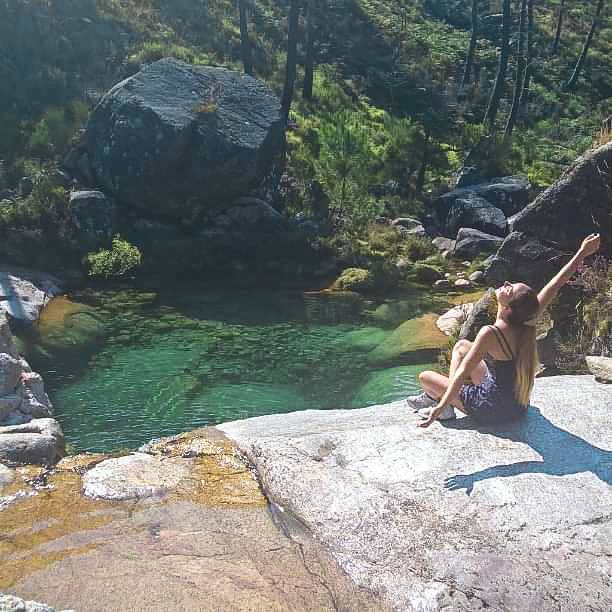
[496,281,530,307]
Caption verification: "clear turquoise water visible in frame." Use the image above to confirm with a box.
[29,285,442,453]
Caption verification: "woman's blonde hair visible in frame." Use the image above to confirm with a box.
[506,286,540,406]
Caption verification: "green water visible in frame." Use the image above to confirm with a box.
[28,285,444,453]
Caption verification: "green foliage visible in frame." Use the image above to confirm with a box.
[87,236,143,279]
[314,109,382,236]
[0,172,78,268]
[334,267,375,293]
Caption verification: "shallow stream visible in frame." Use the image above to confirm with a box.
[18,283,462,453]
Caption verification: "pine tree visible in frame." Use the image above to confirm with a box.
[483,0,512,131]
[566,0,606,90]
[505,0,529,138]
[281,0,302,122]
[460,0,480,90]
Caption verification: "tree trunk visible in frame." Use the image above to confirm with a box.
[566,0,605,91]
[238,0,253,76]
[415,130,430,195]
[551,0,565,55]
[519,0,535,109]
[505,0,529,139]
[483,0,511,132]
[281,0,301,122]
[460,0,479,89]
[303,0,316,100]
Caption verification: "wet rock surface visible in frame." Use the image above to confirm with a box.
[220,375,612,612]
[3,429,384,612]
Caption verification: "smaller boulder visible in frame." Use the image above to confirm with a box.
[585,356,612,383]
[83,453,191,501]
[445,193,507,238]
[459,288,497,341]
[391,217,421,230]
[453,228,504,259]
[436,303,474,335]
[434,279,451,289]
[0,418,65,466]
[454,278,471,288]
[469,270,485,283]
[70,190,116,251]
[432,237,455,252]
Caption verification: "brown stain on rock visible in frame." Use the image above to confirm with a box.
[1,429,265,588]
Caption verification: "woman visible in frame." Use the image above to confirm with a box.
[407,233,601,428]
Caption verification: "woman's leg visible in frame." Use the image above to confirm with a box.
[418,370,468,414]
[450,339,487,384]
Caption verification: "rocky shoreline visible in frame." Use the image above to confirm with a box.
[2,367,611,611]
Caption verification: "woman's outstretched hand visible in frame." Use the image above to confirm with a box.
[578,233,601,259]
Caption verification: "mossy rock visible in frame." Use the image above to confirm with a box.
[334,268,374,293]
[368,314,447,366]
[414,264,443,283]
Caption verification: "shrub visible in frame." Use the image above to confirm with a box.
[87,236,142,279]
[334,268,374,293]
[402,236,437,262]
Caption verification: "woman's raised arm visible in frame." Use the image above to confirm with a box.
[536,233,601,315]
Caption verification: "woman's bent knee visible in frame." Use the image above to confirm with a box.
[454,339,471,354]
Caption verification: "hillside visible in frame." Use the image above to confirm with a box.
[0,0,610,268]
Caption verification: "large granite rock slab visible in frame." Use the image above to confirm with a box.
[70,58,285,219]
[220,375,612,612]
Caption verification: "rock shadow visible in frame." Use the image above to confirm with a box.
[442,406,612,494]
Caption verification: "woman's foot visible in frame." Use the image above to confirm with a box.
[405,392,437,412]
[417,405,456,421]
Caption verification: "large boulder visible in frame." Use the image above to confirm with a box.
[452,228,504,259]
[510,141,612,254]
[458,288,497,341]
[445,193,507,238]
[69,58,285,219]
[436,175,530,232]
[219,375,612,612]
[484,231,568,291]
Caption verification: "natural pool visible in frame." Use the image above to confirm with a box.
[19,284,460,453]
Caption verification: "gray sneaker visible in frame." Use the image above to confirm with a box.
[417,405,456,421]
[405,392,437,412]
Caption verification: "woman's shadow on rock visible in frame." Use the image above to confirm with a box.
[442,406,612,495]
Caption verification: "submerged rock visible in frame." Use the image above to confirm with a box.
[220,375,612,612]
[71,58,285,219]
[368,314,447,365]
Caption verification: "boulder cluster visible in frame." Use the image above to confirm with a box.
[61,58,317,277]
[0,312,64,466]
